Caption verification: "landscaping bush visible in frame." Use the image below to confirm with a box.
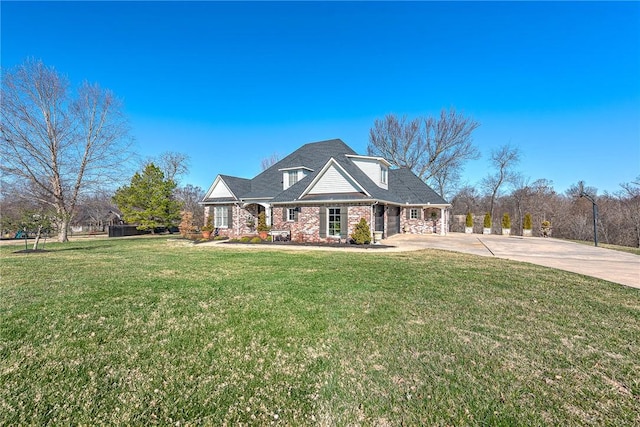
[465,212,473,228]
[250,236,263,244]
[523,213,532,230]
[256,212,269,233]
[350,218,371,245]
[483,213,492,228]
[502,213,511,229]
[179,211,195,237]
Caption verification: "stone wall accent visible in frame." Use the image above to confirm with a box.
[399,207,442,235]
[205,203,449,240]
[273,204,373,243]
[204,204,258,239]
[236,204,259,236]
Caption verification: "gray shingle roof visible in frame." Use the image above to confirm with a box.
[243,139,356,199]
[203,139,449,206]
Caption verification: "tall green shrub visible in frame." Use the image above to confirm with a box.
[523,213,532,230]
[502,213,511,229]
[351,218,371,245]
[256,212,270,233]
[483,213,492,228]
[465,212,473,227]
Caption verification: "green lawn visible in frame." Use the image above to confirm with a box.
[1,237,638,425]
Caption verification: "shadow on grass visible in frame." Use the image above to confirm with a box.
[12,245,113,254]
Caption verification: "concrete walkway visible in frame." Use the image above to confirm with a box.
[385,233,640,289]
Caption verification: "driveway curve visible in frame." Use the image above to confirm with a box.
[386,233,640,289]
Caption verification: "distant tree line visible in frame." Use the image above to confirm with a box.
[369,112,639,248]
[451,176,640,248]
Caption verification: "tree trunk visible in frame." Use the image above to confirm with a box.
[58,218,70,242]
[33,225,43,250]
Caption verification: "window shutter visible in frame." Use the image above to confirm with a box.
[340,209,348,238]
[418,209,423,220]
[319,207,326,238]
[294,208,299,222]
[406,208,410,220]
[282,208,287,222]
[227,206,233,228]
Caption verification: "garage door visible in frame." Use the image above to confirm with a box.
[387,206,401,236]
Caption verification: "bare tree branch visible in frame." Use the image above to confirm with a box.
[481,144,521,220]
[261,152,281,171]
[367,109,480,198]
[1,59,133,242]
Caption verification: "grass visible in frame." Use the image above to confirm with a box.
[1,237,639,425]
[569,239,640,256]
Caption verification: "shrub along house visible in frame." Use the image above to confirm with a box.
[200,139,450,242]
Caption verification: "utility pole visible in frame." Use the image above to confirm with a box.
[580,192,598,247]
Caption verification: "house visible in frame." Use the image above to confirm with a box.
[201,139,450,242]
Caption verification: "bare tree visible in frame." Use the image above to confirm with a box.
[367,109,480,198]
[144,151,190,183]
[1,59,132,242]
[619,177,640,247]
[481,144,521,222]
[174,184,205,227]
[261,152,281,171]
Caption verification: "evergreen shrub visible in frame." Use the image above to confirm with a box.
[350,218,371,245]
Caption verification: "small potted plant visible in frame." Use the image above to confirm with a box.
[501,213,511,236]
[465,212,474,234]
[483,213,492,235]
[201,216,214,239]
[523,213,533,237]
[541,220,552,237]
[256,211,270,240]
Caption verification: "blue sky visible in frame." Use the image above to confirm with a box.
[2,1,639,196]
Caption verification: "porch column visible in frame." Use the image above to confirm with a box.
[440,208,447,235]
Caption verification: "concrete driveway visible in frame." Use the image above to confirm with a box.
[386,233,640,289]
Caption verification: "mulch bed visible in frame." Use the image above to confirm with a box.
[223,240,394,249]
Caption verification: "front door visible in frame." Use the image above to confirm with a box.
[375,205,385,233]
[387,206,401,236]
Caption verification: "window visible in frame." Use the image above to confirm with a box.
[410,208,419,219]
[288,170,299,186]
[328,207,341,236]
[381,166,388,184]
[287,208,297,222]
[214,206,228,228]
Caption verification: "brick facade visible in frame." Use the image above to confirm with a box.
[206,204,444,240]
[399,207,443,235]
[271,204,373,243]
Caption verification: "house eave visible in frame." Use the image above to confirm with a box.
[345,154,392,167]
[271,198,377,206]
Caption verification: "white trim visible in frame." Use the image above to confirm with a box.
[327,206,342,237]
[345,154,392,167]
[202,175,237,201]
[300,158,371,198]
[213,206,229,228]
[278,166,314,172]
[286,207,296,222]
[270,199,451,208]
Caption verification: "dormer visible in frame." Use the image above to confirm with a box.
[346,155,391,190]
[279,166,313,190]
